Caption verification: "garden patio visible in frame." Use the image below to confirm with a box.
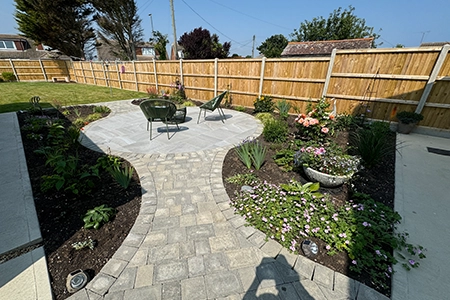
[0,98,449,300]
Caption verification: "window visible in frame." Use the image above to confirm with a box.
[0,40,16,50]
[141,47,155,56]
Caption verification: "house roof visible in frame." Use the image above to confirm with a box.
[420,42,450,47]
[281,38,373,57]
[0,34,28,40]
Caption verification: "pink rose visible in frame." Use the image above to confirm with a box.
[321,127,329,133]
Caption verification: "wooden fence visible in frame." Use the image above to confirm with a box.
[1,45,449,130]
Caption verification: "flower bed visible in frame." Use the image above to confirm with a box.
[223,97,425,296]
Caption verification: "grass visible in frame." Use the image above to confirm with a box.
[0,82,148,113]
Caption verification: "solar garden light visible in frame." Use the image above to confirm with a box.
[66,269,89,293]
[301,240,318,257]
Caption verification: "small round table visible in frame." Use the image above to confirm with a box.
[174,104,187,123]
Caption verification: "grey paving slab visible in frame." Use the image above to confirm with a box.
[0,246,52,300]
[392,133,450,300]
[0,112,42,256]
[79,103,262,155]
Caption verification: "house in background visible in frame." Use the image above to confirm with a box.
[0,34,43,59]
[0,34,72,60]
[96,41,160,61]
[281,38,373,57]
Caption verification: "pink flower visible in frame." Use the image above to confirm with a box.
[303,120,310,127]
[321,127,329,134]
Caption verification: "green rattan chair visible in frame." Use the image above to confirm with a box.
[139,99,180,140]
[197,91,227,124]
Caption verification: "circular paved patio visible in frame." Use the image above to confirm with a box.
[80,100,263,154]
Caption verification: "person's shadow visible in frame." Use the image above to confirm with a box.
[242,254,312,299]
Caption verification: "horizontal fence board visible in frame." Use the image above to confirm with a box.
[2,46,449,130]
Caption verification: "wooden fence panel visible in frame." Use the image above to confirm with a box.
[182,59,215,101]
[2,46,449,130]
[324,48,448,128]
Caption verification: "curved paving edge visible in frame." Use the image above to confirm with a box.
[67,146,389,300]
[67,101,389,300]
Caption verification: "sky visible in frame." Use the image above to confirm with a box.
[0,0,449,57]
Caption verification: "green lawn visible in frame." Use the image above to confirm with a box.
[0,82,148,113]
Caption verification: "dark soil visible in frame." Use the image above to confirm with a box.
[222,113,396,296]
[16,106,141,300]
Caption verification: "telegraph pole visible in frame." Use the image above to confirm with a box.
[252,35,255,58]
[170,0,178,59]
[149,14,154,38]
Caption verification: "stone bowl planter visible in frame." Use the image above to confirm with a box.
[303,167,351,188]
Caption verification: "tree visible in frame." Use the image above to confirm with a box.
[150,31,169,60]
[178,27,231,59]
[291,6,380,47]
[92,0,143,60]
[14,0,95,59]
[257,34,289,58]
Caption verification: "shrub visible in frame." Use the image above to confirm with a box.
[93,105,111,114]
[1,72,16,81]
[294,98,335,142]
[255,112,274,126]
[234,106,246,112]
[275,99,291,120]
[83,204,116,229]
[351,121,393,168]
[254,95,274,113]
[396,111,424,124]
[263,119,288,143]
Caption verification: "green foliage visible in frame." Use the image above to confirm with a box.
[334,113,360,131]
[351,121,393,168]
[255,112,274,126]
[72,238,96,250]
[234,106,246,112]
[273,149,296,172]
[230,181,425,291]
[263,119,288,143]
[93,0,144,60]
[235,138,268,170]
[275,99,291,120]
[96,155,134,189]
[83,204,116,229]
[178,27,231,59]
[86,112,103,122]
[2,72,16,81]
[93,105,111,114]
[169,79,186,103]
[253,95,274,113]
[109,165,134,189]
[257,34,289,58]
[396,111,424,124]
[150,30,169,60]
[290,5,380,47]
[182,101,195,107]
[21,115,50,132]
[225,173,259,186]
[14,0,95,58]
[1,82,148,114]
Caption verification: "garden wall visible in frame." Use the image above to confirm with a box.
[1,45,449,130]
